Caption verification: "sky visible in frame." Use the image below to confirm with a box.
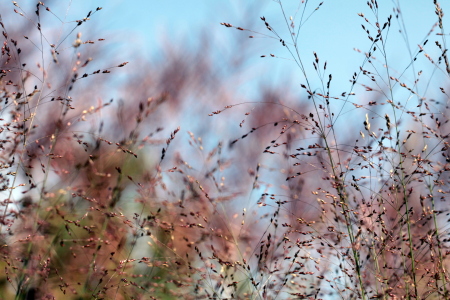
[72,0,450,131]
[75,0,448,93]
[3,0,448,103]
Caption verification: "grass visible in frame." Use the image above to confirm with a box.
[1,0,450,299]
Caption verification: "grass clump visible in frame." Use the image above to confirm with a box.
[2,1,450,299]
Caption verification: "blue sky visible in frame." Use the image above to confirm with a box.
[4,0,447,104]
[74,0,448,94]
